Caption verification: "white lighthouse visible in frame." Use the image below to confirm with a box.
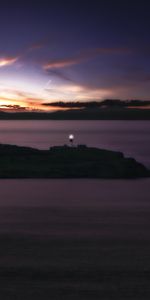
[69,134,74,147]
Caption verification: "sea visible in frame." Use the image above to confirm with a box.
[0,120,150,299]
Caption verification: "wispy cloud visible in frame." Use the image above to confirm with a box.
[44,82,113,102]
[43,47,131,70]
[0,86,64,111]
[0,88,40,107]
[42,100,150,108]
[0,104,28,111]
[28,38,49,51]
[46,69,75,83]
[26,36,51,52]
[0,56,19,67]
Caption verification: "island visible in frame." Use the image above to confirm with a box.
[0,143,149,179]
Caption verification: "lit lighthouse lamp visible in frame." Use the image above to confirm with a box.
[69,134,74,147]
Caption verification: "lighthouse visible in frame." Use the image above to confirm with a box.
[69,134,74,147]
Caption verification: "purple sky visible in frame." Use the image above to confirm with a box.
[0,1,150,111]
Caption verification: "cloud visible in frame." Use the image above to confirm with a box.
[42,100,150,108]
[43,47,131,70]
[0,104,28,111]
[0,88,41,107]
[9,38,50,64]
[44,82,113,102]
[0,87,64,111]
[42,101,100,108]
[28,38,49,51]
[29,43,45,51]
[46,69,75,83]
[22,37,53,58]
[44,56,82,69]
[0,56,19,67]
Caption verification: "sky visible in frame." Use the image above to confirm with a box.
[0,0,150,111]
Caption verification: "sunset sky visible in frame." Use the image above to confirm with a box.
[0,1,150,111]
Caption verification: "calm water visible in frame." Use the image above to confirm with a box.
[0,179,150,299]
[0,120,149,166]
[0,120,150,298]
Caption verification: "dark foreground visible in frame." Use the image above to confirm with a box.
[0,207,150,299]
[0,143,149,178]
[0,179,150,299]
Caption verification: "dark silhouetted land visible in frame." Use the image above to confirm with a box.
[0,143,149,178]
[1,100,150,119]
[0,107,150,120]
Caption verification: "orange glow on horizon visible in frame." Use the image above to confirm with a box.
[0,96,69,112]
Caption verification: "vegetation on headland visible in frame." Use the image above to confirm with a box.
[0,143,149,178]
